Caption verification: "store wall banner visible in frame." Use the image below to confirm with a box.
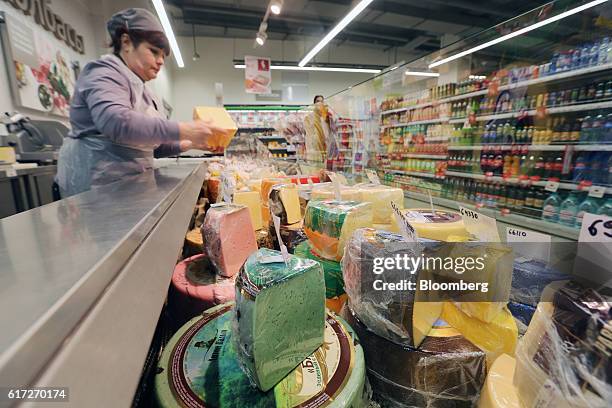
[244,55,271,94]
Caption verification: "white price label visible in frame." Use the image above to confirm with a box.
[459,206,500,241]
[578,213,612,243]
[5,168,17,178]
[506,227,551,262]
[588,186,605,198]
[391,201,417,241]
[365,169,381,185]
[544,181,559,192]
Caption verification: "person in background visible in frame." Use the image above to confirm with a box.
[313,95,324,104]
[56,8,222,197]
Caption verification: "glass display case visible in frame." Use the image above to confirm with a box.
[306,0,612,240]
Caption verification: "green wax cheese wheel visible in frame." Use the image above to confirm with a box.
[155,304,366,407]
[294,240,345,298]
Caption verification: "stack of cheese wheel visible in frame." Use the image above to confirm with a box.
[169,254,235,324]
[391,208,469,241]
[293,240,347,313]
[477,354,520,408]
[155,304,366,407]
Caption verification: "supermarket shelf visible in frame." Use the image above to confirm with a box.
[381,117,447,128]
[239,127,276,132]
[402,190,579,240]
[448,144,612,151]
[383,169,443,179]
[382,153,447,159]
[380,101,435,115]
[445,170,612,193]
[258,136,287,141]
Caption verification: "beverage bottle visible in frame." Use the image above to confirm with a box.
[472,153,480,173]
[485,183,495,208]
[576,194,601,227]
[559,192,580,227]
[591,113,604,142]
[590,40,600,66]
[506,187,516,210]
[488,151,496,173]
[525,187,536,217]
[606,81,612,99]
[572,48,582,69]
[511,148,521,177]
[606,113,612,143]
[580,115,592,143]
[587,83,596,101]
[533,189,545,218]
[527,126,534,144]
[515,187,526,214]
[590,152,606,184]
[578,86,588,101]
[597,198,612,217]
[553,152,564,180]
[596,82,605,99]
[526,152,537,177]
[542,192,562,222]
[493,183,502,208]
[499,184,507,208]
[503,153,512,177]
[580,43,590,67]
[550,53,559,73]
[599,37,610,65]
[534,153,545,178]
[570,120,581,143]
[494,149,504,175]
[468,180,476,202]
[519,148,530,177]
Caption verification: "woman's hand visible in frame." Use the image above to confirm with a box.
[178,120,225,151]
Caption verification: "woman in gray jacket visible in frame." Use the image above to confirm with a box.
[57,8,219,197]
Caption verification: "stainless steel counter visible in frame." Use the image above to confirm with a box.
[0,163,206,406]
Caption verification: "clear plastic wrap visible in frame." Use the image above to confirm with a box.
[391,208,469,242]
[477,354,520,408]
[507,301,536,334]
[233,248,326,391]
[342,228,441,347]
[356,183,405,224]
[311,182,362,201]
[201,203,258,277]
[155,304,367,407]
[169,254,235,324]
[269,183,302,225]
[304,199,373,261]
[510,258,571,306]
[441,302,518,366]
[514,288,612,408]
[342,306,487,408]
[255,228,274,249]
[268,220,307,254]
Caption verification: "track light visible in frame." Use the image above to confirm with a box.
[270,0,283,15]
[255,22,268,46]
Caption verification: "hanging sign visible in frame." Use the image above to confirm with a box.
[244,55,271,94]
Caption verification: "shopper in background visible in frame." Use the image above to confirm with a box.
[313,95,324,104]
[56,8,223,197]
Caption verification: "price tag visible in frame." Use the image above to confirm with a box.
[272,213,290,266]
[459,206,500,241]
[589,186,605,199]
[574,213,612,287]
[391,201,417,241]
[505,227,551,262]
[544,181,559,192]
[365,169,381,185]
[5,168,17,178]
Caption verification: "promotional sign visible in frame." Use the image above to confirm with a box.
[244,55,271,94]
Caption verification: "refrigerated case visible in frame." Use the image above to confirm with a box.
[313,0,612,240]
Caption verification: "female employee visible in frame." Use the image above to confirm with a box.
[56,8,221,197]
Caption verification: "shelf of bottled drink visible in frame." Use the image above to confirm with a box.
[448,144,612,151]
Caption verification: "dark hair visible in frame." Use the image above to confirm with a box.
[110,27,170,56]
[313,95,324,103]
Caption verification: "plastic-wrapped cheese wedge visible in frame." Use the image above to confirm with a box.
[441,302,518,366]
[193,106,237,148]
[343,306,486,407]
[269,184,302,225]
[155,304,366,408]
[268,221,307,254]
[234,248,325,391]
[343,228,441,347]
[304,200,372,261]
[514,282,611,408]
[478,354,520,408]
[357,184,404,224]
[169,254,234,324]
[201,203,257,277]
[310,183,361,201]
[294,241,345,299]
[184,228,204,257]
[391,208,469,241]
[206,177,220,203]
[255,229,274,249]
[260,177,286,224]
[234,190,263,231]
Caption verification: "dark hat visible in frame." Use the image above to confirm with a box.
[107,8,165,36]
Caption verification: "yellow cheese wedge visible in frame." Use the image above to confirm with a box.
[358,184,404,224]
[234,191,263,231]
[193,106,237,148]
[269,184,302,225]
[478,354,520,408]
[441,302,518,367]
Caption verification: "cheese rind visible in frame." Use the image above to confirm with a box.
[441,302,518,366]
[155,304,366,407]
[343,306,487,407]
[304,200,373,261]
[478,354,520,408]
[193,106,237,148]
[234,248,325,391]
[201,204,258,277]
[269,184,302,225]
[343,228,441,347]
[358,184,404,224]
[234,190,264,230]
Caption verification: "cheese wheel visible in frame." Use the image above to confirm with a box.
[358,184,404,224]
[478,354,520,408]
[155,304,366,407]
[310,183,361,201]
[169,254,235,324]
[342,306,486,407]
[392,208,469,241]
[294,240,345,299]
[184,229,203,257]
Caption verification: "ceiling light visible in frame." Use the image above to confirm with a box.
[191,24,200,61]
[234,64,380,73]
[270,0,284,15]
[299,0,374,67]
[404,71,440,77]
[428,0,608,69]
[256,31,267,46]
[152,0,184,68]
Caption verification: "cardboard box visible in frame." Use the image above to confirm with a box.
[192,106,238,149]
